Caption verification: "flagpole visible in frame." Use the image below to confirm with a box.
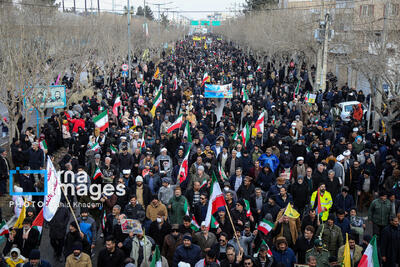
[224,204,242,250]
[60,185,82,235]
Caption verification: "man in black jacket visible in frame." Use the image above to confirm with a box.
[0,148,9,195]
[295,225,315,264]
[49,207,70,262]
[97,235,125,267]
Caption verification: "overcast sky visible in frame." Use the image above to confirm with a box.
[59,0,246,19]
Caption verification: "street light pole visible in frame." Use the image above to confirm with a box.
[127,0,131,80]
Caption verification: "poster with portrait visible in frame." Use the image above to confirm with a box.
[24,85,67,109]
[120,219,142,234]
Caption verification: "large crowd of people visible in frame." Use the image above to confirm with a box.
[1,34,400,267]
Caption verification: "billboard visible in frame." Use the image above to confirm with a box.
[204,84,233,98]
[24,85,67,109]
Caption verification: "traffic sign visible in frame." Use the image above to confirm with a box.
[121,64,129,71]
[122,71,128,77]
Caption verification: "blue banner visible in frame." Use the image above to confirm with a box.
[204,84,233,98]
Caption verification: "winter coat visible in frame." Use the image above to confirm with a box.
[271,247,296,267]
[380,224,400,266]
[124,203,146,223]
[162,234,184,266]
[65,252,92,267]
[368,198,391,226]
[172,244,202,267]
[168,195,188,225]
[64,231,91,257]
[289,181,309,211]
[97,247,125,267]
[149,221,171,248]
[48,207,70,239]
[315,223,343,256]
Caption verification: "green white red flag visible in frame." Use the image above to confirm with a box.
[257,219,274,235]
[178,145,191,184]
[183,121,192,142]
[204,173,226,229]
[94,110,109,131]
[0,220,9,236]
[241,123,250,148]
[255,111,264,133]
[191,216,200,231]
[358,235,379,267]
[32,209,44,234]
[244,199,252,217]
[39,140,48,151]
[93,166,102,180]
[167,114,183,133]
[112,96,121,117]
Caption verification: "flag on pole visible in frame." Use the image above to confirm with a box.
[110,145,118,154]
[293,80,301,100]
[93,166,102,180]
[91,142,100,152]
[241,123,250,148]
[140,131,146,152]
[167,114,183,133]
[191,216,200,231]
[204,173,227,229]
[256,66,262,72]
[150,245,162,267]
[358,235,379,267]
[232,131,238,141]
[218,164,229,181]
[257,219,274,235]
[112,96,121,117]
[43,157,61,221]
[243,88,249,102]
[39,140,48,151]
[0,220,9,236]
[255,111,265,133]
[244,199,252,217]
[178,145,191,183]
[153,67,160,79]
[132,116,141,127]
[201,73,210,86]
[316,188,324,217]
[101,210,107,231]
[211,215,219,229]
[284,203,300,219]
[93,110,109,131]
[254,240,273,258]
[343,234,351,267]
[173,78,178,90]
[14,200,26,228]
[183,121,192,142]
[32,209,44,234]
[150,89,162,117]
[184,198,190,216]
[200,179,207,189]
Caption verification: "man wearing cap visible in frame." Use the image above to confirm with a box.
[77,207,97,250]
[173,234,202,267]
[305,239,330,267]
[162,224,183,266]
[271,237,296,267]
[193,222,218,257]
[368,191,391,237]
[158,177,174,205]
[22,249,51,267]
[65,241,92,267]
[292,157,307,180]
[315,215,343,257]
[118,147,134,175]
[131,175,152,207]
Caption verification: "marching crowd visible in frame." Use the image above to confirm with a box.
[1,34,400,267]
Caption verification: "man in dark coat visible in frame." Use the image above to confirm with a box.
[63,221,91,258]
[380,216,400,267]
[0,148,10,195]
[172,235,201,267]
[148,210,171,247]
[48,207,70,262]
[97,235,125,267]
[294,225,315,264]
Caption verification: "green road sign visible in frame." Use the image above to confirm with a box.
[201,20,210,26]
[212,21,221,26]
[190,20,199,26]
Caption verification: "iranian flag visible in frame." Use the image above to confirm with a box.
[0,220,9,236]
[200,179,207,189]
[241,123,250,148]
[254,240,273,258]
[93,166,102,180]
[211,215,219,229]
[256,66,261,72]
[167,114,183,133]
[94,110,109,131]
[183,121,192,142]
[150,245,162,267]
[178,145,191,183]
[43,157,61,221]
[293,80,301,100]
[110,145,118,154]
[91,142,100,152]
[173,78,178,90]
[244,199,252,217]
[184,199,190,216]
[101,210,107,230]
[232,131,238,141]
[218,164,228,181]
[204,173,226,229]
[150,89,163,117]
[140,131,146,152]
[39,140,47,151]
[201,72,210,86]
[191,216,200,231]
[32,209,44,234]
[133,116,141,127]
[243,88,249,102]
[358,235,379,267]
[257,219,274,235]
[112,96,121,117]
[255,111,265,133]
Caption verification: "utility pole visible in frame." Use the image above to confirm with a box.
[314,0,325,92]
[144,0,146,18]
[62,0,65,12]
[73,0,76,14]
[112,0,115,12]
[84,0,87,15]
[320,13,330,92]
[97,0,100,14]
[374,2,389,130]
[127,0,131,80]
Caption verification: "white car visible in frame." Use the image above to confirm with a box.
[338,101,367,122]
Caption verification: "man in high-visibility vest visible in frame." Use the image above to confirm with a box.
[310,183,333,222]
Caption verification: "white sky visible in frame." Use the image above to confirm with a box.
[59,0,246,20]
